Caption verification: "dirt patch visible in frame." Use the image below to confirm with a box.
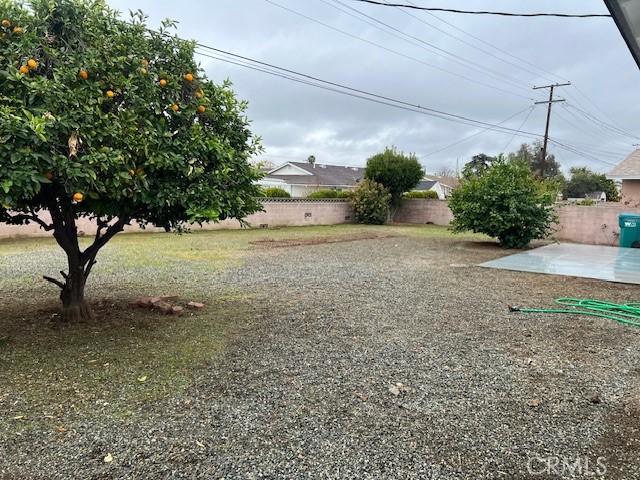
[249,232,396,248]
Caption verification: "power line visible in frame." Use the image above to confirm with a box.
[554,107,632,155]
[321,0,537,96]
[404,0,565,84]
[565,104,640,141]
[194,45,547,139]
[503,107,536,152]
[394,1,555,87]
[571,84,635,136]
[424,107,534,156]
[349,0,611,18]
[263,0,534,100]
[196,43,619,170]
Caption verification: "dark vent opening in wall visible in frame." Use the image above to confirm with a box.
[259,224,269,228]
[305,212,312,218]
[345,215,351,221]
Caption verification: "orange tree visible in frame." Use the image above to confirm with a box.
[0,0,263,321]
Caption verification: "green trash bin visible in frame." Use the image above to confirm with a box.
[619,213,640,248]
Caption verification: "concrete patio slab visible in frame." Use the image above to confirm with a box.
[480,243,640,285]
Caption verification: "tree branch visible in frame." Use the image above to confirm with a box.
[82,217,129,279]
[7,213,54,231]
[43,275,66,289]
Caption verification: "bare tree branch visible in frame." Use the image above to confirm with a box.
[43,275,65,289]
[7,213,54,231]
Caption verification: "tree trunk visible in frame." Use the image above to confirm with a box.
[60,264,94,323]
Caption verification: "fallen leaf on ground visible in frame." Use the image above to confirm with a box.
[137,375,147,383]
[103,453,113,463]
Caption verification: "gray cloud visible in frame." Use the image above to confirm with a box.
[108,0,640,174]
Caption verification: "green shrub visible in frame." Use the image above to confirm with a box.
[306,189,353,199]
[404,190,439,199]
[576,198,595,206]
[449,159,557,248]
[351,179,390,225]
[307,189,338,199]
[262,187,291,198]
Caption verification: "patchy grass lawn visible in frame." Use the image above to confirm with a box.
[0,225,475,429]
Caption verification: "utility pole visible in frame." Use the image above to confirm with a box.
[533,82,570,177]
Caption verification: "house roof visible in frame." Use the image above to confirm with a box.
[609,149,640,178]
[265,161,365,186]
[414,180,437,191]
[585,191,606,199]
[427,175,460,189]
[604,0,640,70]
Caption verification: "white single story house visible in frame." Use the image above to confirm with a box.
[259,161,457,199]
[258,161,366,197]
[412,176,458,199]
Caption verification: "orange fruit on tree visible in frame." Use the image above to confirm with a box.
[72,192,84,202]
[170,103,179,112]
[159,79,167,87]
[79,69,88,80]
[139,67,147,75]
[2,19,10,28]
[129,169,135,176]
[184,73,194,82]
[19,65,29,74]
[141,59,149,67]
[12,26,22,34]
[27,58,37,69]
[44,172,54,180]
[197,105,206,114]
[195,90,204,99]
[106,90,114,98]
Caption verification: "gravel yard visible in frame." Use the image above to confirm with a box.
[1,225,639,479]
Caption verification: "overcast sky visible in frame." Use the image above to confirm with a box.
[108,0,640,175]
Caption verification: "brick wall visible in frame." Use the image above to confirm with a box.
[0,199,355,239]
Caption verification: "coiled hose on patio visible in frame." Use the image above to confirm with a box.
[510,298,640,328]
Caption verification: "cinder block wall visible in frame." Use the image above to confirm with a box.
[394,199,453,225]
[3,198,638,247]
[394,199,639,246]
[553,204,633,246]
[0,200,355,239]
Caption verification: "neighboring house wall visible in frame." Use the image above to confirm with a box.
[621,179,640,206]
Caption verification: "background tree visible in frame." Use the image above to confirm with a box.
[564,167,620,201]
[364,147,423,209]
[0,0,262,321]
[461,153,496,177]
[449,158,558,248]
[351,179,390,225]
[509,142,565,184]
[433,165,457,178]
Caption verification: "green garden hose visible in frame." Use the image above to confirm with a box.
[509,298,640,328]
